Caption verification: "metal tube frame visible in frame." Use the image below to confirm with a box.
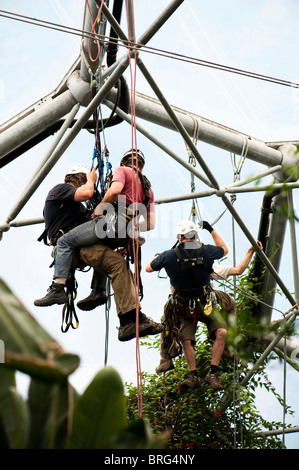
[0,0,298,416]
[219,309,299,412]
[5,103,80,225]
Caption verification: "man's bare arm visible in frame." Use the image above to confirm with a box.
[227,241,263,276]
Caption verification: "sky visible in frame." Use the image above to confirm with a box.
[0,0,298,449]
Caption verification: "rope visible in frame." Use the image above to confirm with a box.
[282,309,288,448]
[104,280,111,366]
[2,10,299,90]
[86,0,104,63]
[211,137,249,226]
[230,136,249,183]
[126,0,143,418]
[163,372,168,423]
[185,115,202,228]
[230,204,244,448]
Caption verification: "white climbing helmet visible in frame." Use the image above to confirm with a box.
[66,163,90,176]
[120,149,145,168]
[176,219,198,239]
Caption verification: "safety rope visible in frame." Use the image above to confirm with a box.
[104,280,111,366]
[228,147,248,448]
[90,109,113,364]
[163,372,168,424]
[230,136,249,183]
[211,138,249,226]
[230,211,244,448]
[86,0,104,63]
[126,0,143,418]
[75,3,114,364]
[185,115,202,228]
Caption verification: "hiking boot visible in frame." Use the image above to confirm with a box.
[181,375,201,390]
[156,358,174,374]
[77,289,108,311]
[139,313,164,335]
[118,314,164,342]
[34,282,67,307]
[204,371,223,390]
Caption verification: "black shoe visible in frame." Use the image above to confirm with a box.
[77,290,108,311]
[34,282,67,307]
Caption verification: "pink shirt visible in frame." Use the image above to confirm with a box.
[112,166,155,213]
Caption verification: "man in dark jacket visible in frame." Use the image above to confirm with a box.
[146,219,228,390]
[35,163,108,307]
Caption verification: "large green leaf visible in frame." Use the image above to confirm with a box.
[0,384,29,449]
[27,378,79,449]
[0,367,17,448]
[67,367,127,449]
[0,278,79,381]
[106,419,168,449]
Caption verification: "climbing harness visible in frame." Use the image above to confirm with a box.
[170,244,213,277]
[168,243,218,321]
[61,268,80,333]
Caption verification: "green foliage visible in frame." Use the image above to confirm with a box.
[127,327,291,449]
[126,262,296,449]
[0,278,166,449]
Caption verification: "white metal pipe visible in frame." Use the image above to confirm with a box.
[5,103,80,224]
[10,217,44,228]
[80,0,101,81]
[0,90,77,159]
[138,0,185,46]
[219,310,298,412]
[133,92,284,168]
[228,165,283,188]
[221,194,296,306]
[104,98,212,187]
[155,183,299,204]
[137,57,219,189]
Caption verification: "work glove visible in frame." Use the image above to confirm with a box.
[202,221,213,233]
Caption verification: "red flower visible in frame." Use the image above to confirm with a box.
[215,411,222,418]
[186,442,194,449]
[151,420,157,427]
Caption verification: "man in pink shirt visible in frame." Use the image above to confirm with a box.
[93,149,155,236]
[35,149,162,342]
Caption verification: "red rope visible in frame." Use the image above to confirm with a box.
[86,0,104,62]
[163,372,168,423]
[126,0,143,418]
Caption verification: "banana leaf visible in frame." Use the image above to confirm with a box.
[0,278,79,381]
[0,367,27,448]
[67,367,127,449]
[27,378,79,449]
